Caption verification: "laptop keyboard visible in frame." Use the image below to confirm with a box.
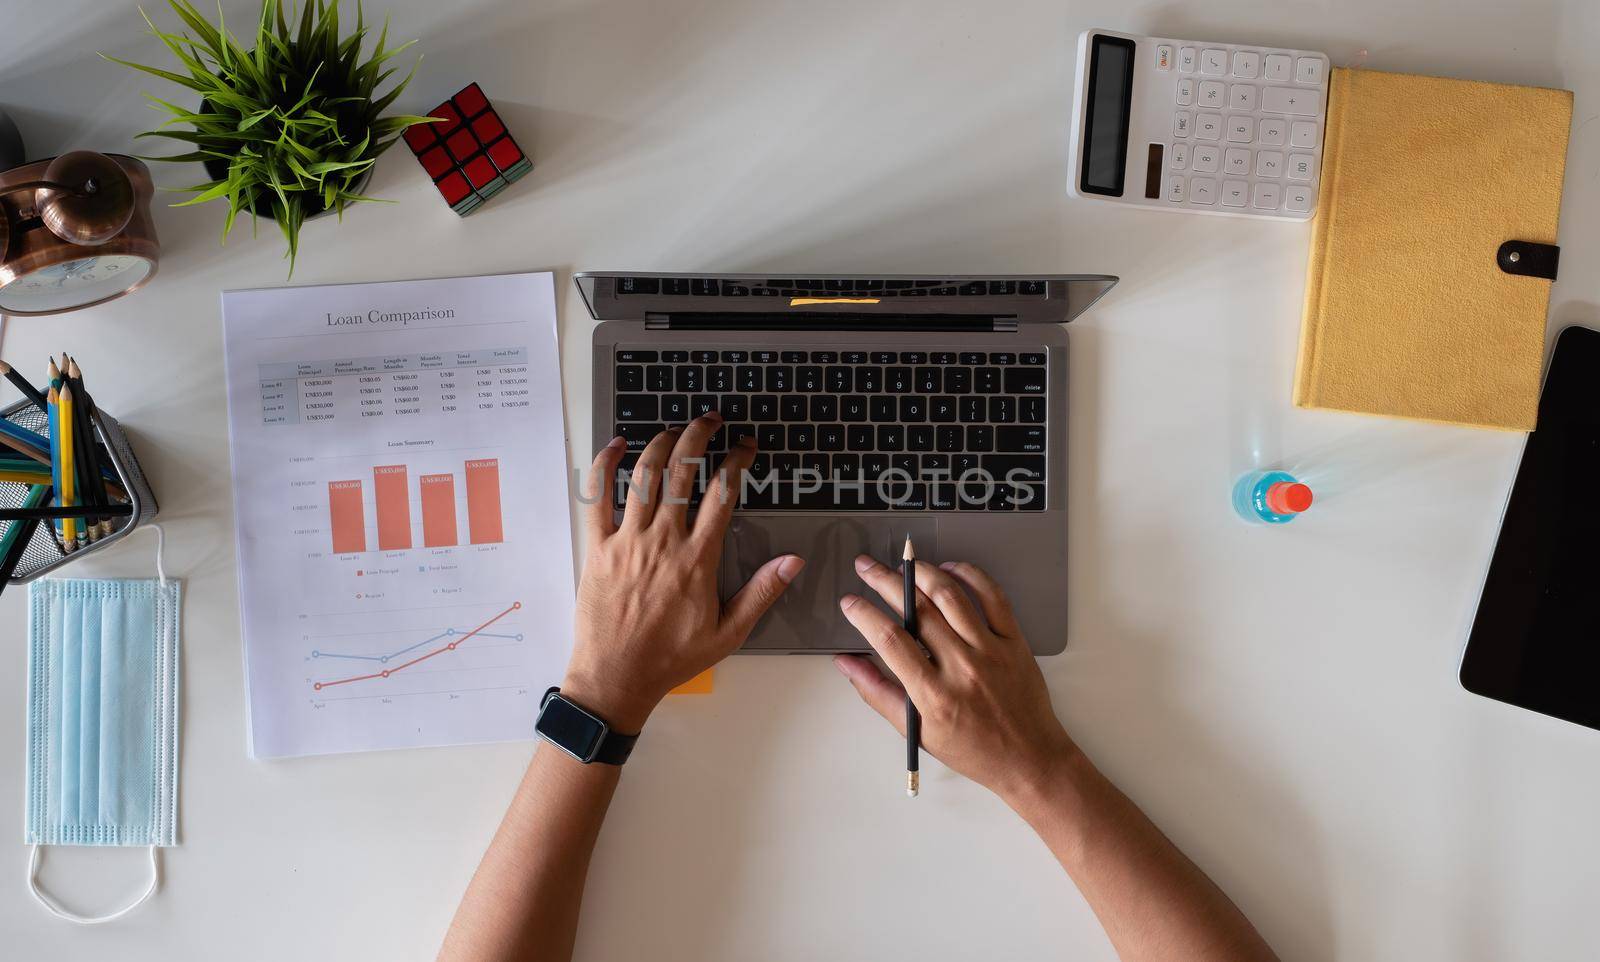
[614,277,1051,298]
[613,348,1048,511]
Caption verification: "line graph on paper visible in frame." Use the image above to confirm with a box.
[304,600,526,699]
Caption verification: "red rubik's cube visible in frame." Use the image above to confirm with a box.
[404,83,532,216]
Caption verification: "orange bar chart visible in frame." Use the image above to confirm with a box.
[327,480,366,553]
[420,473,458,547]
[465,458,504,544]
[373,465,412,550]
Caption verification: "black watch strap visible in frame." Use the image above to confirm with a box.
[538,688,640,765]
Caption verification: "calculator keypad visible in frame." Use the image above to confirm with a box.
[1155,37,1327,219]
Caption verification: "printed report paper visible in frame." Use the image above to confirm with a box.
[222,272,573,758]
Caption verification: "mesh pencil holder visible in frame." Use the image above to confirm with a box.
[1,398,159,582]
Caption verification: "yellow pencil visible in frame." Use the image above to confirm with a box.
[59,383,76,547]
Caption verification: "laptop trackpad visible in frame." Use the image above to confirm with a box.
[723,516,938,650]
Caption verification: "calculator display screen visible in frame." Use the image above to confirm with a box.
[1081,35,1136,196]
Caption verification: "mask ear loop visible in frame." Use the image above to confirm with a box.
[27,844,159,924]
[125,522,167,585]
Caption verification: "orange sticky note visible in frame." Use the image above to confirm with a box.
[670,669,714,695]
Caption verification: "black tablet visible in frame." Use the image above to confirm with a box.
[1461,326,1600,728]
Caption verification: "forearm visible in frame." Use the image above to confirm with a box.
[438,745,622,962]
[1005,745,1278,962]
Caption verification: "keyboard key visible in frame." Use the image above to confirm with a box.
[1262,86,1317,116]
[984,454,1044,483]
[1020,397,1046,423]
[1295,57,1323,85]
[1284,183,1315,213]
[908,426,934,451]
[998,425,1046,452]
[1258,118,1286,146]
[944,368,971,393]
[718,395,747,420]
[810,395,838,420]
[1200,48,1226,75]
[797,366,824,392]
[1231,51,1259,78]
[841,396,868,421]
[662,395,689,421]
[1288,153,1315,181]
[675,366,703,392]
[616,349,658,362]
[900,397,927,422]
[870,397,896,422]
[616,394,659,420]
[1263,54,1291,82]
[855,366,882,392]
[931,352,958,364]
[1004,368,1047,394]
[936,425,964,453]
[986,282,1017,296]
[691,279,720,296]
[843,351,869,364]
[871,351,897,364]
[975,368,1002,393]
[615,422,665,450]
[930,397,958,422]
[889,483,929,511]
[661,279,690,295]
[958,352,985,365]
[928,286,958,297]
[720,350,747,363]
[877,426,904,451]
[616,277,659,295]
[1224,147,1251,176]
[915,367,940,392]
[752,350,779,363]
[826,366,852,392]
[663,350,689,362]
[691,395,717,418]
[1176,77,1194,107]
[818,424,845,451]
[1166,174,1187,202]
[708,366,733,392]
[899,351,927,363]
[1222,180,1248,207]
[616,365,644,391]
[887,367,913,393]
[959,281,987,296]
[1190,177,1217,205]
[751,395,778,421]
[1226,114,1253,143]
[1198,80,1224,108]
[692,350,717,363]
[787,425,815,451]
[1021,352,1046,365]
[988,396,1015,422]
[988,352,1016,365]
[1178,46,1197,72]
[727,423,755,448]
[780,350,806,363]
[765,366,792,391]
[1192,145,1219,173]
[1230,84,1257,112]
[967,425,993,452]
[862,453,889,479]
[647,365,672,391]
[833,453,860,477]
[757,425,784,450]
[959,397,985,423]
[1290,121,1319,148]
[1173,110,1193,138]
[810,351,838,363]
[1156,44,1173,69]
[930,483,957,510]
[1256,150,1283,177]
[781,396,807,420]
[848,425,874,451]
[1252,182,1281,210]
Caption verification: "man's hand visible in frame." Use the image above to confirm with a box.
[832,555,1073,802]
[565,413,805,731]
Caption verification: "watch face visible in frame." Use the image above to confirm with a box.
[0,254,154,314]
[537,696,607,762]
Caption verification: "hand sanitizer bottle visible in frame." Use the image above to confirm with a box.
[1233,470,1313,524]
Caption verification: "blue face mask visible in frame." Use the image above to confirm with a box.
[24,526,180,924]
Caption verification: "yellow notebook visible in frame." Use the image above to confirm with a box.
[1294,68,1572,431]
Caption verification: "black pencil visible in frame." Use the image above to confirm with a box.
[0,359,47,412]
[0,517,40,595]
[904,535,921,798]
[66,359,109,537]
[0,504,132,521]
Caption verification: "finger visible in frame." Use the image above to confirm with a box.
[656,412,723,528]
[832,655,908,735]
[838,593,934,691]
[691,432,756,549]
[621,427,680,530]
[851,554,965,660]
[938,561,1024,639]
[584,435,627,543]
[722,554,806,641]
[911,560,993,648]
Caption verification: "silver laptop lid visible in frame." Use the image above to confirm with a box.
[574,273,1117,328]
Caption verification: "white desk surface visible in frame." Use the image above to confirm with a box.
[4,1,1599,959]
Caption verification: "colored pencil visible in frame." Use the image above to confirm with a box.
[59,383,76,547]
[904,535,921,798]
[46,386,62,539]
[64,360,100,539]
[0,485,51,560]
[0,359,47,412]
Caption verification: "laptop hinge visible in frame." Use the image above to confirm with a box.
[645,312,1017,333]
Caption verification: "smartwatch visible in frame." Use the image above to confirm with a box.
[534,687,639,765]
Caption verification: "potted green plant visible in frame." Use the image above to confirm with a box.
[106,0,433,274]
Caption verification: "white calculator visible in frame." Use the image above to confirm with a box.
[1067,29,1330,221]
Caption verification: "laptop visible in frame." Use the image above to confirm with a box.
[576,273,1118,655]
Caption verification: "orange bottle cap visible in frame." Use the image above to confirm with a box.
[1266,481,1313,515]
